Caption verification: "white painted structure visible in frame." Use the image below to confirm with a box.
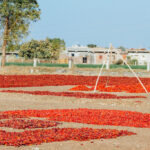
[94,46,149,94]
[147,61,150,71]
[68,57,73,69]
[67,45,121,65]
[127,49,150,65]
[33,58,37,67]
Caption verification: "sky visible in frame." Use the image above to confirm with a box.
[28,0,150,49]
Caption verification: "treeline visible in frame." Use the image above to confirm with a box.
[18,38,65,61]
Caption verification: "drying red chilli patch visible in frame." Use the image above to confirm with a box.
[0,119,59,129]
[69,85,92,91]
[0,128,135,147]
[69,84,150,93]
[0,90,146,99]
[1,109,150,128]
[0,75,150,93]
[0,109,137,147]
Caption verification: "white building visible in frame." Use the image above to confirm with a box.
[0,51,19,62]
[127,49,150,65]
[67,45,121,64]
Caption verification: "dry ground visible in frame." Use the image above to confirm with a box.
[0,66,150,150]
[0,66,150,77]
[0,85,149,150]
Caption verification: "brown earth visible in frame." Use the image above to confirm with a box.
[0,66,150,77]
[0,85,149,150]
[0,66,150,150]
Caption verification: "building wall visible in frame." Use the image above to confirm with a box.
[70,52,120,65]
[66,46,122,65]
[0,53,19,62]
[94,53,119,64]
[95,53,105,64]
[128,53,150,65]
[72,52,93,64]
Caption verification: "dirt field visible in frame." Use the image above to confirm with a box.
[0,66,150,77]
[0,85,149,150]
[0,66,150,150]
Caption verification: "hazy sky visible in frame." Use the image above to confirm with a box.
[28,0,150,48]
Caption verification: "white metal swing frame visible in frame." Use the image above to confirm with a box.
[93,45,149,94]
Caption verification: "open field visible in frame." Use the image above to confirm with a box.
[0,69,149,150]
[0,66,150,77]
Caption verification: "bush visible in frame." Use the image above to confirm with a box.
[115,59,123,65]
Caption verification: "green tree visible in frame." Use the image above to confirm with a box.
[0,0,40,67]
[47,38,65,60]
[19,38,65,61]
[118,46,126,51]
[131,59,138,65]
[127,56,138,65]
[115,59,123,65]
[87,44,97,48]
[19,39,51,59]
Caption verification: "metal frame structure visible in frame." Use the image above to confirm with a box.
[94,44,149,94]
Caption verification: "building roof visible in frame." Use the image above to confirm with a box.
[127,49,150,53]
[67,46,91,52]
[67,46,121,53]
[0,51,19,54]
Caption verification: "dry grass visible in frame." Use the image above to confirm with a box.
[0,66,149,77]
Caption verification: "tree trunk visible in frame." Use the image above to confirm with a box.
[1,17,9,67]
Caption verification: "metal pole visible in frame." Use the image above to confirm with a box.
[116,51,149,94]
[147,61,150,72]
[106,47,110,70]
[0,57,1,67]
[94,45,111,93]
[68,57,72,69]
[94,61,106,93]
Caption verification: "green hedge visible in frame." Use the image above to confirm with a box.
[5,62,147,70]
[110,64,146,69]
[38,63,68,67]
[6,62,68,68]
[76,64,147,69]
[76,64,103,68]
[6,62,33,66]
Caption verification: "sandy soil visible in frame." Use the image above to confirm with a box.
[0,66,150,150]
[0,66,150,77]
[0,85,149,150]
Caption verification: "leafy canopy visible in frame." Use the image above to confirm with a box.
[0,0,41,50]
[87,44,97,48]
[19,38,66,60]
[118,46,126,51]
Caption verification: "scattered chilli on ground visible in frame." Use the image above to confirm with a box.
[0,74,149,147]
[0,90,146,99]
[0,119,59,129]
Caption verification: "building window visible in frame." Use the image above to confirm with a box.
[15,54,19,58]
[83,57,87,63]
[71,53,75,57]
[99,55,103,59]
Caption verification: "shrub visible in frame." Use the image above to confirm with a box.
[115,59,123,65]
